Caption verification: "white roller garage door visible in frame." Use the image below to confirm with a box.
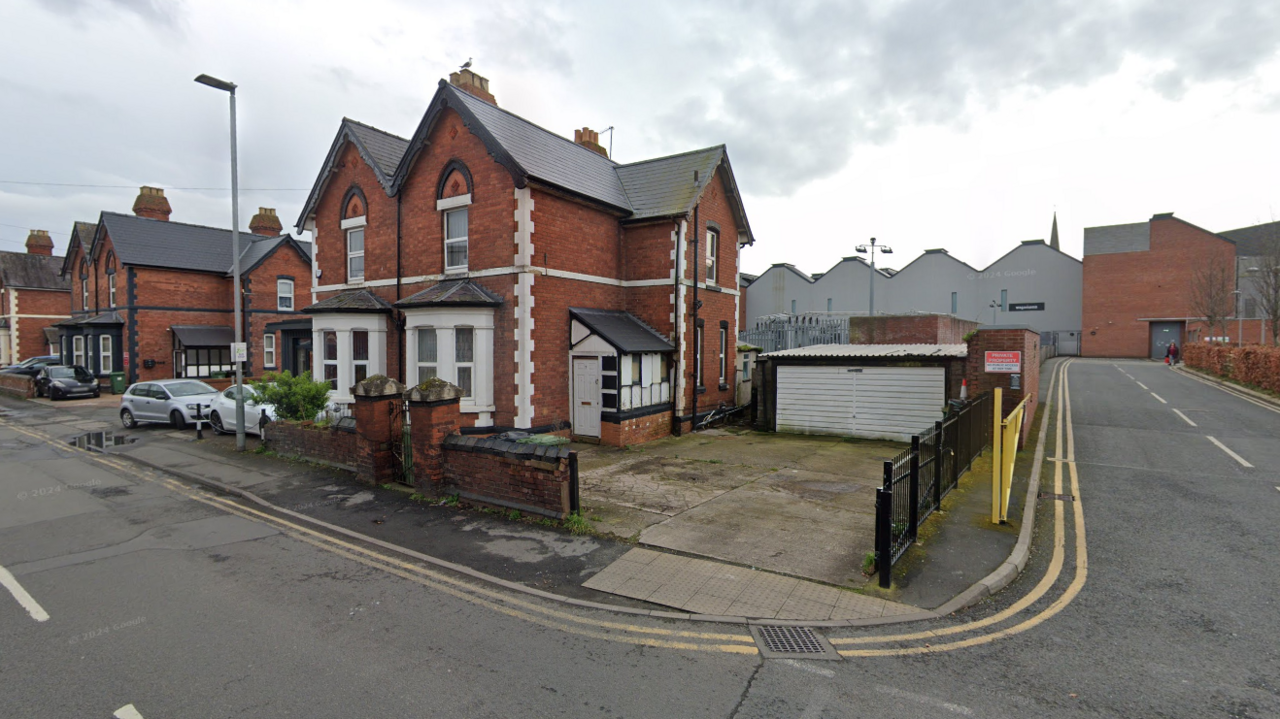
[776,365,945,441]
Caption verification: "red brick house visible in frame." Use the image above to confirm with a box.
[1082,213,1237,358]
[296,70,755,444]
[56,187,313,384]
[0,231,71,365]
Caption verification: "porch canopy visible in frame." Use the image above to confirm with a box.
[569,307,673,354]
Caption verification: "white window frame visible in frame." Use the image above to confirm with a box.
[72,336,85,367]
[277,279,294,311]
[444,207,469,273]
[706,229,719,284]
[99,335,112,374]
[454,326,475,397]
[696,326,704,387]
[322,330,338,390]
[718,327,727,385]
[263,333,276,368]
[312,315,388,400]
[404,307,494,421]
[415,327,438,384]
[341,215,367,283]
[81,275,89,311]
[108,270,117,308]
[351,329,370,385]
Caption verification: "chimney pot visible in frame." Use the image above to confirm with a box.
[249,207,283,236]
[448,68,497,106]
[573,126,609,157]
[25,229,54,256]
[132,185,172,221]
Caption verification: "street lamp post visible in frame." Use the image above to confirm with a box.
[855,237,893,316]
[1232,289,1243,348]
[195,73,246,451]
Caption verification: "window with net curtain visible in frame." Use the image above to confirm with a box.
[455,327,474,397]
[417,328,437,384]
[445,208,468,271]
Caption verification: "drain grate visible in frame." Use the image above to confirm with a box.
[750,626,841,660]
[1039,492,1075,502]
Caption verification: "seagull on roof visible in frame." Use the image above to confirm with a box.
[460,58,472,71]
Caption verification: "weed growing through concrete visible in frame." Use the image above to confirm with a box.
[564,512,592,535]
[441,494,460,507]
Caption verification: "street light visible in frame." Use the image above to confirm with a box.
[855,237,893,316]
[195,73,246,451]
[989,299,1001,324]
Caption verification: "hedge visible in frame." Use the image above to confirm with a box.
[1182,342,1280,395]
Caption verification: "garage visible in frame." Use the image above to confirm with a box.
[762,344,964,442]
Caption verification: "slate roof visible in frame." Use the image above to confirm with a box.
[396,280,504,308]
[347,118,411,179]
[0,251,71,291]
[570,307,674,354]
[615,147,724,220]
[60,221,98,277]
[298,81,755,245]
[304,289,395,314]
[1221,220,1280,257]
[172,325,233,347]
[96,212,308,276]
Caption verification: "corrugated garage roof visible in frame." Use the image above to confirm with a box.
[765,344,968,358]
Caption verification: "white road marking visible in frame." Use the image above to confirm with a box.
[1151,393,1167,404]
[0,564,49,622]
[1172,409,1198,427]
[875,685,974,715]
[1136,382,1149,390]
[1175,368,1280,415]
[780,659,835,678]
[114,705,145,719]
[1207,436,1253,468]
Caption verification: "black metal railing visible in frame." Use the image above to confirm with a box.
[875,391,994,588]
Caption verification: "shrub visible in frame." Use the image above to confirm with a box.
[251,370,332,423]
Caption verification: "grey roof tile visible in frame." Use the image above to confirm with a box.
[448,87,632,210]
[0,251,70,290]
[1221,220,1280,257]
[346,118,410,179]
[570,307,674,354]
[616,147,724,220]
[395,280,503,308]
[304,289,395,313]
[99,212,278,275]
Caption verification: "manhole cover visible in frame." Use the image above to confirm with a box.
[750,626,841,660]
[1039,492,1075,502]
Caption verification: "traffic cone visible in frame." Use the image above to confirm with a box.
[960,378,968,401]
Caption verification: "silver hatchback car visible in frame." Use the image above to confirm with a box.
[119,379,220,430]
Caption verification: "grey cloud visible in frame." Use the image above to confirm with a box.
[649,0,1280,195]
[41,0,181,28]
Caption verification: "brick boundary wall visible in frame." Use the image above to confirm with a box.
[441,435,574,518]
[601,410,672,446]
[263,422,359,472]
[965,328,1040,445]
[0,374,35,399]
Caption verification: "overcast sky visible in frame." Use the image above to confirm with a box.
[2,0,1279,276]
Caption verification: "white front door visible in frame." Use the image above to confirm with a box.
[572,357,601,437]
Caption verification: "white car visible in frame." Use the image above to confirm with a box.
[207,385,277,436]
[120,379,220,429]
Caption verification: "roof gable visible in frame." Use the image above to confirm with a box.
[294,119,410,231]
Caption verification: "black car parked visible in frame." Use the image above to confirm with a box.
[36,365,101,400]
[1,355,61,378]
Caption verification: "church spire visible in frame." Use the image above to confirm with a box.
[1050,211,1060,250]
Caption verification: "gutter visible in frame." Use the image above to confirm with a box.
[671,219,683,436]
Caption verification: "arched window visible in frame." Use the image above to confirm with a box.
[106,252,118,308]
[340,185,368,282]
[80,259,90,311]
[436,160,473,273]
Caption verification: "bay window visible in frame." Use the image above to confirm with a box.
[99,335,113,374]
[405,307,494,425]
[72,336,85,367]
[323,331,338,390]
[352,330,369,384]
[416,328,438,383]
[311,315,388,400]
[455,326,474,397]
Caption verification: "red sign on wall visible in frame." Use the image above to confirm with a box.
[985,351,1021,373]
[123,352,130,368]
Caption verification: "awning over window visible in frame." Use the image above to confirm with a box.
[569,307,674,354]
[172,325,234,347]
[43,327,60,344]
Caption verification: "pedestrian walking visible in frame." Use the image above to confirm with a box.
[1167,341,1179,366]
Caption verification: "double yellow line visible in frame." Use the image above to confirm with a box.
[2,363,1089,658]
[829,358,1089,656]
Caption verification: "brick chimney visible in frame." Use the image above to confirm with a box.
[573,127,608,157]
[448,69,497,105]
[25,230,54,256]
[249,207,283,236]
[132,186,172,221]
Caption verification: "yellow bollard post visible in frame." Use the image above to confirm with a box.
[992,387,1002,524]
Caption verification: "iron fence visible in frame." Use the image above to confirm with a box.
[738,314,850,352]
[875,391,994,588]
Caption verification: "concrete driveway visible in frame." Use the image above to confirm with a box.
[575,427,904,587]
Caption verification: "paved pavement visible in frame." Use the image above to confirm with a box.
[584,548,920,620]
[3,358,1279,718]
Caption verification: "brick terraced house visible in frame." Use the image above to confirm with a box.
[56,187,313,384]
[0,230,71,365]
[296,70,755,445]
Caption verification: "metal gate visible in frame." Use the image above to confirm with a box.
[389,399,414,485]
